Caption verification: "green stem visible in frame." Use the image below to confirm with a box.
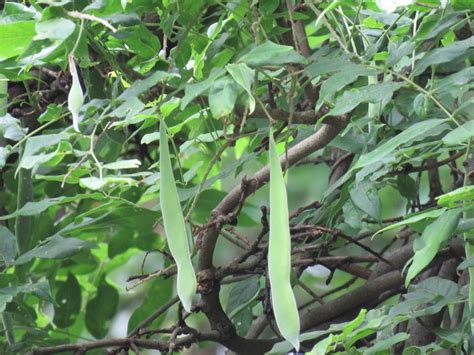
[464,140,474,335]
[15,165,33,255]
[15,103,34,281]
[0,75,16,346]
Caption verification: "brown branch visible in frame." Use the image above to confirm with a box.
[31,331,222,354]
[300,270,403,331]
[284,0,318,105]
[289,200,321,219]
[400,151,463,173]
[300,237,465,331]
[128,296,180,337]
[336,233,393,266]
[235,105,332,125]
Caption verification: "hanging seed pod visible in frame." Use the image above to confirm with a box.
[67,55,84,132]
[268,132,300,350]
[159,121,197,312]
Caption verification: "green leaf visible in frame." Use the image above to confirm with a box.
[414,12,463,42]
[413,93,433,119]
[354,119,447,169]
[53,273,82,328]
[141,132,160,144]
[341,309,367,338]
[268,132,300,350]
[181,68,226,109]
[437,186,474,208]
[226,63,256,113]
[0,278,54,312]
[397,174,417,200]
[0,114,26,141]
[305,53,369,77]
[413,37,474,76]
[457,255,474,270]
[37,0,72,5]
[79,177,107,191]
[451,0,474,10]
[0,147,10,170]
[270,330,329,353]
[85,277,119,338]
[310,334,334,355]
[387,41,415,67]
[226,275,261,318]
[0,226,16,265]
[209,76,240,118]
[405,209,461,287]
[442,121,474,146]
[118,71,175,101]
[259,0,280,14]
[103,159,141,170]
[349,180,381,221]
[0,21,36,59]
[233,307,254,336]
[365,333,409,354]
[374,208,446,237]
[17,132,70,172]
[14,235,97,265]
[433,67,474,95]
[0,194,103,220]
[35,18,75,40]
[38,104,62,124]
[317,66,378,109]
[329,81,403,116]
[239,41,305,67]
[127,278,173,334]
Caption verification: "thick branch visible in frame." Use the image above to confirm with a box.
[301,237,465,331]
[300,271,403,331]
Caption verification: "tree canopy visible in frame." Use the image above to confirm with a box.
[1,0,474,354]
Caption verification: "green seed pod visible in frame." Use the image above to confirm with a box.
[268,132,300,350]
[67,55,84,132]
[160,121,197,312]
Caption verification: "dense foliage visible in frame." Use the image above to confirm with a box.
[1,0,474,354]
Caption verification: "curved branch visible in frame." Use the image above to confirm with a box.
[300,271,403,331]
